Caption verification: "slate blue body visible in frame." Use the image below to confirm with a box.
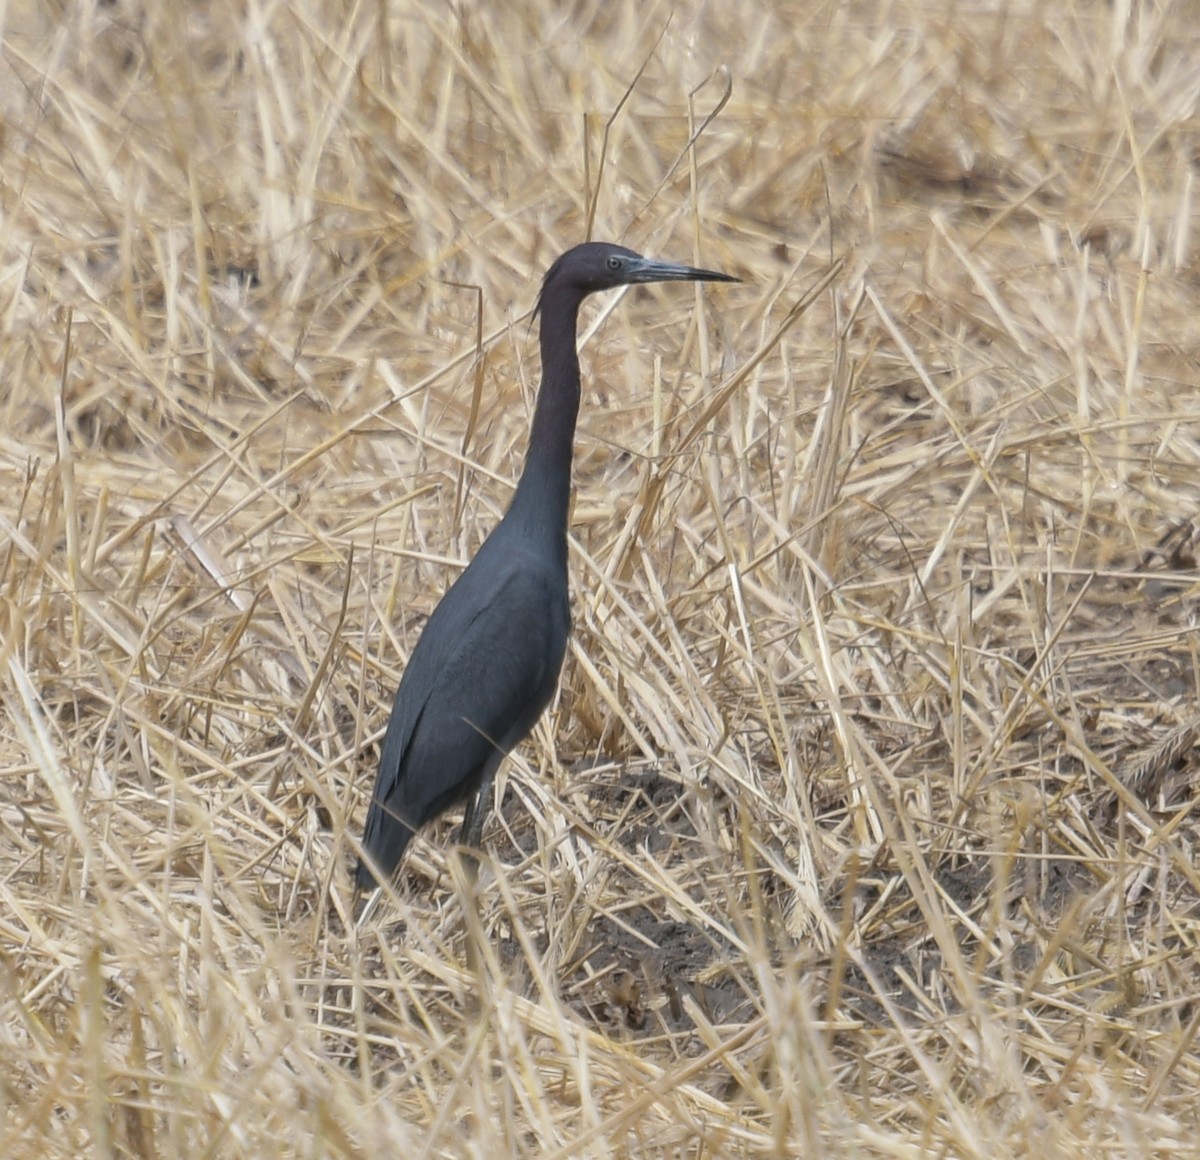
[356,242,737,889]
[358,531,570,886]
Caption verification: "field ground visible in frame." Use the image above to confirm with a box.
[3,0,1200,1155]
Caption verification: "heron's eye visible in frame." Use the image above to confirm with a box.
[606,255,621,270]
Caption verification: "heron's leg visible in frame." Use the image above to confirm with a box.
[458,781,487,931]
[459,776,488,850]
[460,752,505,850]
[458,754,505,892]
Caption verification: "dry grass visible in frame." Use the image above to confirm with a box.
[3,0,1200,1154]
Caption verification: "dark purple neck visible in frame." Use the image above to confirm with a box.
[504,287,584,552]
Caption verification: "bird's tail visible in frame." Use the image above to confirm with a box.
[355,811,415,891]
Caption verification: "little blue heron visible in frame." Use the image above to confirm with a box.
[356,241,738,890]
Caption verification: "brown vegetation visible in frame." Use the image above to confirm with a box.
[2,0,1200,1155]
